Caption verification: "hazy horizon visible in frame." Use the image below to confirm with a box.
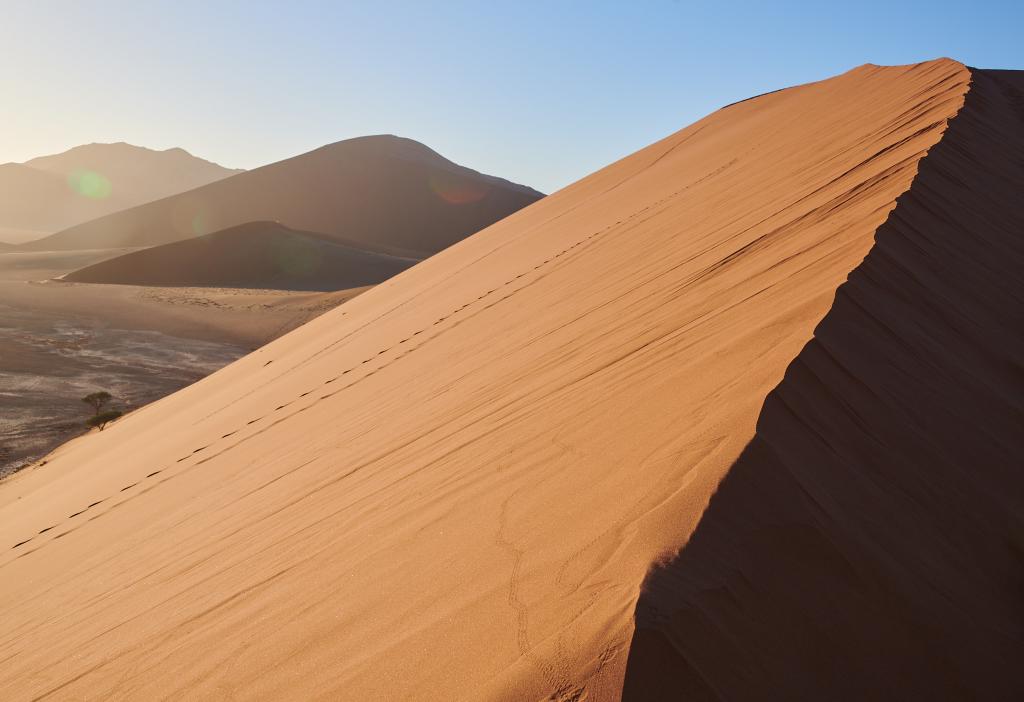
[3,1,1021,193]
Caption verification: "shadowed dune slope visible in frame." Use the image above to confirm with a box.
[622,67,1024,701]
[0,60,1012,700]
[62,221,421,291]
[19,136,544,255]
[0,143,240,240]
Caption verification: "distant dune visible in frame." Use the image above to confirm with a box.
[0,143,241,242]
[63,221,420,290]
[0,60,1020,700]
[20,135,545,255]
[0,226,50,246]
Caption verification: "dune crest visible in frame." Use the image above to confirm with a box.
[1,59,1019,700]
[622,65,1024,700]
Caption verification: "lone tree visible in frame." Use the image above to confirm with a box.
[81,391,122,430]
[82,391,113,416]
[86,410,123,431]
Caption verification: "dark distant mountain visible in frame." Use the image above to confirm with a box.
[20,135,544,255]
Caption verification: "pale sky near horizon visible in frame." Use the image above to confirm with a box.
[2,1,1020,193]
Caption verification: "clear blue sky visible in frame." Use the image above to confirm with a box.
[2,1,1020,193]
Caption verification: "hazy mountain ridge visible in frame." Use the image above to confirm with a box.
[0,142,242,243]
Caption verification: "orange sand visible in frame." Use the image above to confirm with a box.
[1,59,1019,700]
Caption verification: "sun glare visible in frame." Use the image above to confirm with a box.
[428,173,489,205]
[67,169,112,199]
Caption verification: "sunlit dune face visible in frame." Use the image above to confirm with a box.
[67,169,112,199]
[428,173,489,204]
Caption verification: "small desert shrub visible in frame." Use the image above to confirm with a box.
[82,391,113,415]
[86,410,122,430]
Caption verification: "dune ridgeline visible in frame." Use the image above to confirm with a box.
[0,59,1020,699]
[20,135,544,257]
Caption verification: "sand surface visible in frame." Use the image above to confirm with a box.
[621,65,1024,700]
[0,60,1020,700]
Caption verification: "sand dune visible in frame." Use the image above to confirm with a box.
[63,221,421,291]
[0,59,1019,700]
[622,66,1024,700]
[0,164,100,239]
[19,136,544,255]
[0,143,240,242]
[0,227,49,246]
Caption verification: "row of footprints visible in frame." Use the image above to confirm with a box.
[5,171,702,559]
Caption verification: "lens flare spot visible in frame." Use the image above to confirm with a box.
[191,213,207,236]
[429,173,489,205]
[68,170,112,199]
[171,201,207,237]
